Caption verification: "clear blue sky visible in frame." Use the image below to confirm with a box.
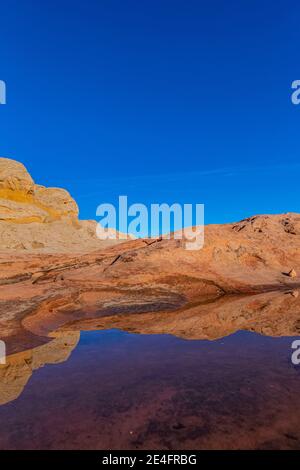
[0,0,299,225]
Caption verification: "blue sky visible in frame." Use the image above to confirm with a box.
[0,0,299,225]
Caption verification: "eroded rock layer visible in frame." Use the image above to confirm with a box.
[0,157,121,252]
[0,158,300,359]
[0,212,300,353]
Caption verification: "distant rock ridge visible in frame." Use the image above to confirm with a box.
[0,157,123,252]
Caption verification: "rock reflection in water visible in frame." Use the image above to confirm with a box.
[0,291,300,450]
[60,290,300,340]
[0,331,79,405]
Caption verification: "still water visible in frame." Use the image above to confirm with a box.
[0,329,299,449]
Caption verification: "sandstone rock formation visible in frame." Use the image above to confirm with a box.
[0,157,123,253]
[1,158,300,360]
[0,157,34,193]
[0,211,300,355]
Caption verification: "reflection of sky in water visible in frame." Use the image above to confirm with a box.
[0,329,300,450]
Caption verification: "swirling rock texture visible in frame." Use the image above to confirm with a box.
[0,157,122,252]
[0,158,300,356]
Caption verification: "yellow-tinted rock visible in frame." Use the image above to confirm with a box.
[288,269,297,278]
[0,157,34,193]
[0,158,79,223]
[0,332,80,405]
[0,157,121,252]
[0,197,49,223]
[34,185,79,220]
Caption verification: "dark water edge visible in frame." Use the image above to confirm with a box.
[0,329,300,450]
